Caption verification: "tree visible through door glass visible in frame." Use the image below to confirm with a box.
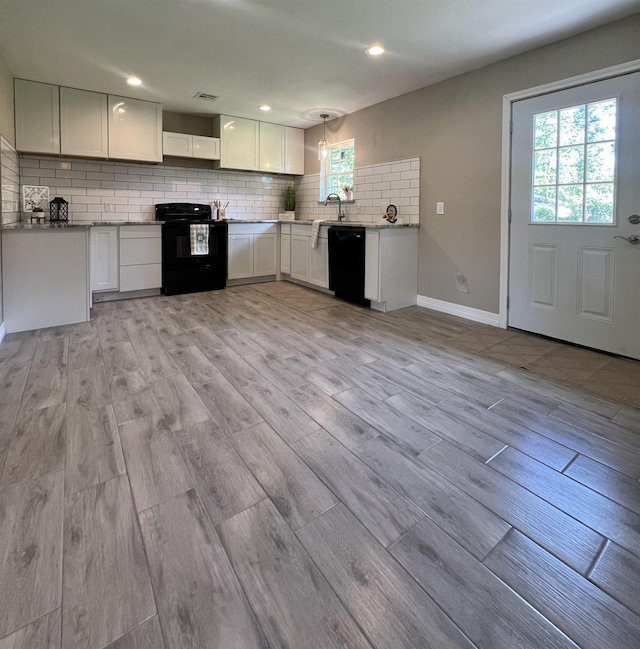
[531,98,616,223]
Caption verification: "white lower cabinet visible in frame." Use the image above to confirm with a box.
[2,229,90,332]
[290,234,310,282]
[254,233,277,275]
[90,226,119,292]
[119,225,162,291]
[228,223,278,280]
[280,232,291,274]
[309,238,329,287]
[228,233,254,279]
[289,224,329,288]
[365,228,419,311]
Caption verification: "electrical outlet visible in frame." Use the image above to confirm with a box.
[455,274,470,293]
[436,202,445,215]
[104,202,114,213]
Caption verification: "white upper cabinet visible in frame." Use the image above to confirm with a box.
[163,131,192,157]
[259,122,284,173]
[163,132,220,160]
[15,79,60,154]
[108,95,163,163]
[60,87,108,158]
[284,126,304,175]
[192,135,220,160]
[214,115,260,171]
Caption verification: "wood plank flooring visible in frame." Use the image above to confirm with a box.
[0,280,639,649]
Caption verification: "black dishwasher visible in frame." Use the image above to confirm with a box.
[328,226,370,307]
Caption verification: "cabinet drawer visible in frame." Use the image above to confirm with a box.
[120,263,162,292]
[292,223,313,236]
[120,238,161,265]
[119,225,162,239]
[228,223,277,235]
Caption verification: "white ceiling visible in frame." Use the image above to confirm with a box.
[1,0,638,128]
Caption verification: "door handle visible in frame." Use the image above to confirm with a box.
[613,234,640,245]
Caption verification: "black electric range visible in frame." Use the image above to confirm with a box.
[156,203,228,296]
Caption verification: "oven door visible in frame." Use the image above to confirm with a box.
[161,221,228,295]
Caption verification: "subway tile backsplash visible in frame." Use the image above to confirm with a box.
[295,157,420,224]
[19,156,295,222]
[17,155,419,224]
[1,136,20,225]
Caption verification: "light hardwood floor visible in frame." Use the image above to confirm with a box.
[0,281,639,649]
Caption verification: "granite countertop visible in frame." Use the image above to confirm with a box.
[1,222,91,230]
[280,220,419,229]
[2,219,418,230]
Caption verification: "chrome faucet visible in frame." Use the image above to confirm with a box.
[324,193,345,221]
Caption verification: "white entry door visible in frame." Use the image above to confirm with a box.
[509,72,640,360]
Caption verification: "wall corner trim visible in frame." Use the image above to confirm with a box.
[0,321,5,346]
[416,295,500,327]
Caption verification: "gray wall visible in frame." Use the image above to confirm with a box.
[0,52,14,147]
[304,14,640,313]
[0,51,12,326]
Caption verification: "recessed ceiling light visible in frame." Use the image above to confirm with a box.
[126,76,142,86]
[259,105,271,111]
[365,44,385,56]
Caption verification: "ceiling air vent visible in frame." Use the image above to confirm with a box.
[194,92,219,101]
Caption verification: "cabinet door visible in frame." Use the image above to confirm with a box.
[60,87,108,158]
[280,233,291,274]
[108,95,163,162]
[284,126,305,175]
[253,233,277,276]
[259,122,284,173]
[14,79,60,154]
[192,135,220,160]
[228,233,254,279]
[91,226,119,292]
[163,132,192,157]
[217,115,260,171]
[309,238,329,288]
[290,235,310,282]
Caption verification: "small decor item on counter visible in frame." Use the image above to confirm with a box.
[383,204,398,223]
[49,196,69,222]
[22,185,49,213]
[29,207,45,223]
[213,200,229,220]
[280,185,296,220]
[343,185,353,201]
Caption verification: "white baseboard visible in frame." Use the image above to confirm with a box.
[417,295,500,327]
[0,321,5,345]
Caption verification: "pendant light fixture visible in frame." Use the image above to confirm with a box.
[318,114,330,160]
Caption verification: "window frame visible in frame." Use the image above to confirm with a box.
[319,138,355,202]
[530,98,618,226]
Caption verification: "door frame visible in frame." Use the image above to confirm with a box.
[499,58,640,328]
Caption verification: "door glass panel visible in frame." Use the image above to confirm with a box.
[587,100,616,142]
[530,97,616,224]
[534,149,557,185]
[586,142,615,182]
[533,186,556,221]
[534,111,558,148]
[558,146,584,184]
[558,185,584,221]
[559,105,586,146]
[585,183,614,223]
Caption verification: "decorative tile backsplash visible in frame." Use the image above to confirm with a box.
[295,157,420,224]
[19,156,295,222]
[1,136,20,225]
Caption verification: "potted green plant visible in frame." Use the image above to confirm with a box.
[280,186,296,220]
